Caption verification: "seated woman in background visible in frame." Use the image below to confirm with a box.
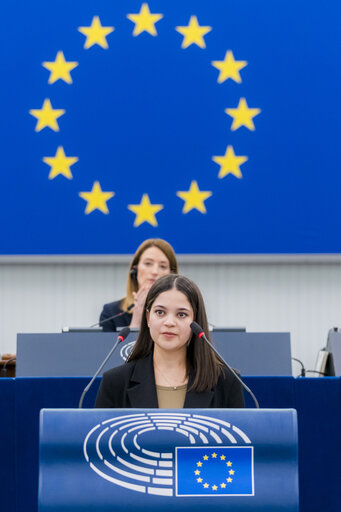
[99,239,178,331]
[96,274,245,409]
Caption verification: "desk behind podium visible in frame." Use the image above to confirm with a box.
[39,408,298,512]
[17,331,292,377]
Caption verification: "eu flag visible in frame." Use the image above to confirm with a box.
[176,446,254,496]
[1,1,340,254]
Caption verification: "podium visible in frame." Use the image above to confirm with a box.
[39,409,298,511]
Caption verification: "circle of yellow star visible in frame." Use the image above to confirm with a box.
[42,51,78,84]
[43,146,79,180]
[212,485,218,491]
[78,16,114,49]
[227,477,233,483]
[211,453,217,458]
[203,483,209,489]
[220,455,226,460]
[194,469,200,475]
[177,181,212,214]
[196,461,203,467]
[212,145,248,179]
[29,99,65,132]
[79,181,114,214]
[225,97,261,131]
[221,482,227,488]
[203,455,209,460]
[128,194,163,227]
[212,50,247,84]
[226,461,232,467]
[197,477,203,483]
[127,3,163,36]
[175,15,212,49]
[229,469,235,475]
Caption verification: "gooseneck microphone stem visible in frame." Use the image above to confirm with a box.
[190,322,259,408]
[78,327,131,408]
[90,303,134,329]
[291,357,306,377]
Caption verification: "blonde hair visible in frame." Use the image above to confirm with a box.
[121,239,178,312]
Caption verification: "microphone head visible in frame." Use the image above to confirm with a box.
[190,322,204,338]
[118,327,131,342]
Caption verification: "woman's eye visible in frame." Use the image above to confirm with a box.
[178,312,187,318]
[155,310,164,316]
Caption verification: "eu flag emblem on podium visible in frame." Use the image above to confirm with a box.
[176,446,254,496]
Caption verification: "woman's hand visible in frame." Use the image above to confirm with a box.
[130,285,150,328]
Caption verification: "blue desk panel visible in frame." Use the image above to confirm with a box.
[0,377,339,512]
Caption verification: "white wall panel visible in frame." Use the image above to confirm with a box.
[1,260,340,375]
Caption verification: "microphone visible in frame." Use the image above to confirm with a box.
[91,303,134,329]
[291,357,306,377]
[62,303,134,332]
[1,356,16,377]
[78,326,131,408]
[190,322,259,408]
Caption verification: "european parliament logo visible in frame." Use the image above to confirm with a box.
[83,412,254,498]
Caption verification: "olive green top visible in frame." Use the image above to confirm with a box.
[156,384,187,409]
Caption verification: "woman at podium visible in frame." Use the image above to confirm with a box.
[99,239,178,331]
[96,274,244,409]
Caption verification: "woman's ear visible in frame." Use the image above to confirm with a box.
[146,309,150,327]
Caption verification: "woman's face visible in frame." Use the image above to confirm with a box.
[146,288,194,354]
[136,246,171,289]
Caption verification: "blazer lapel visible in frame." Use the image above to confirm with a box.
[126,355,159,408]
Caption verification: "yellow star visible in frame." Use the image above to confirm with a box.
[177,181,212,214]
[225,98,261,131]
[175,15,212,49]
[227,477,233,483]
[43,146,78,180]
[211,453,217,458]
[127,3,163,36]
[78,16,114,49]
[220,455,226,460]
[203,483,209,488]
[79,181,114,214]
[203,455,209,460]
[196,461,203,467]
[226,461,232,467]
[29,99,65,132]
[212,145,248,179]
[42,51,78,84]
[194,470,200,475]
[212,485,218,491]
[128,194,163,227]
[229,469,235,475]
[220,483,226,488]
[212,50,247,84]
[197,478,203,483]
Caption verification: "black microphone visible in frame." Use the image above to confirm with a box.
[90,303,134,329]
[78,326,131,408]
[190,322,259,408]
[62,303,134,332]
[291,357,306,377]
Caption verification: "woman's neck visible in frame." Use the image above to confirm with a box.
[153,347,188,388]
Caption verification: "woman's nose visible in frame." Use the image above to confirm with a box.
[164,315,176,326]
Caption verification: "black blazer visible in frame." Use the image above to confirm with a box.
[95,354,245,409]
[99,299,132,332]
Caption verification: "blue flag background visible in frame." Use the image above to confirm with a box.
[176,446,253,496]
[1,0,340,254]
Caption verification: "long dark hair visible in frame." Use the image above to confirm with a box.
[127,274,223,392]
